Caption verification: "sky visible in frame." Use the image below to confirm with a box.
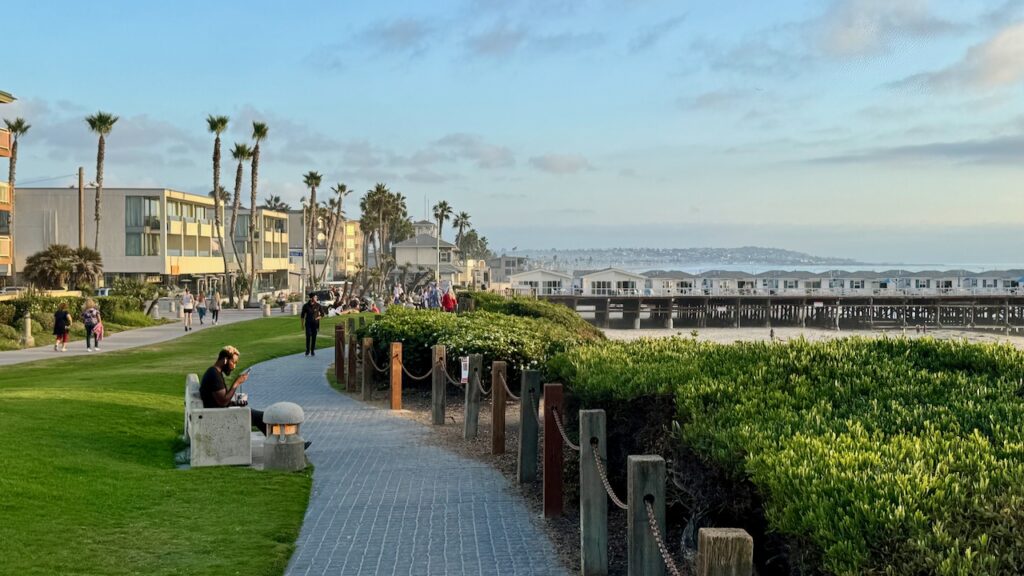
[3,0,1024,264]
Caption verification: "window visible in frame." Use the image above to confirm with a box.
[850,280,865,289]
[235,215,250,239]
[0,183,9,203]
[915,279,931,289]
[592,280,613,295]
[0,210,9,235]
[784,280,798,289]
[829,278,844,289]
[439,250,452,263]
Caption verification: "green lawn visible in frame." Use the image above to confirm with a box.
[0,315,347,576]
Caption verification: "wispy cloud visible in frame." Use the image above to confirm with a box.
[809,0,960,58]
[432,133,515,169]
[529,154,593,174]
[809,133,1024,165]
[464,21,604,59]
[628,14,686,52]
[888,21,1024,91]
[360,17,436,56]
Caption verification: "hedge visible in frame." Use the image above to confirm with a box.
[2,296,152,329]
[462,291,605,341]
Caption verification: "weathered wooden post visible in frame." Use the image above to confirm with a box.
[431,345,446,425]
[491,361,507,454]
[20,313,35,348]
[359,315,367,329]
[463,353,483,440]
[361,337,373,401]
[543,382,564,518]
[347,333,358,391]
[697,528,754,576]
[334,324,345,385]
[580,410,608,576]
[517,370,541,483]
[628,455,666,576]
[390,342,402,410]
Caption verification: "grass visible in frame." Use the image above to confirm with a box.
[0,315,347,576]
[0,317,173,351]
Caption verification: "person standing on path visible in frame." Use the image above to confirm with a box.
[441,288,457,312]
[208,291,221,325]
[81,299,102,352]
[300,293,322,357]
[181,288,195,332]
[196,292,207,325]
[53,302,72,352]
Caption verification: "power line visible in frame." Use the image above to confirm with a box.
[17,173,77,186]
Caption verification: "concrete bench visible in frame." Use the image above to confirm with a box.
[184,373,252,467]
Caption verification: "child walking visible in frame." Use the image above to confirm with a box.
[53,302,72,352]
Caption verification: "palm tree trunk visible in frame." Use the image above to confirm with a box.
[213,135,234,305]
[308,186,317,289]
[8,138,17,278]
[247,144,260,304]
[94,134,105,251]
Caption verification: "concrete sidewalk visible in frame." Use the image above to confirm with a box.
[0,307,290,367]
[246,351,568,576]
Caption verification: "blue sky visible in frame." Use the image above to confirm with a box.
[4,0,1024,263]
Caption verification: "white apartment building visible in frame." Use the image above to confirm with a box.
[223,208,291,293]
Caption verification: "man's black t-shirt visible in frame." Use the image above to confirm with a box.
[301,302,322,328]
[200,366,226,408]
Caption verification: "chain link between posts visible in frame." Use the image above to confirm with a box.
[437,356,464,387]
[551,408,580,451]
[591,441,628,510]
[365,349,390,373]
[645,499,683,576]
[497,372,519,400]
[475,371,492,396]
[402,362,434,381]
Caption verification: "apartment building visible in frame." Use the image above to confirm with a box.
[0,90,14,279]
[223,207,291,293]
[16,188,225,288]
[332,219,363,278]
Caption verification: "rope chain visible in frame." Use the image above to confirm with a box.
[365,349,390,373]
[551,408,580,451]
[438,357,465,387]
[475,372,492,396]
[402,362,434,381]
[645,499,683,576]
[499,373,520,399]
[525,393,542,428]
[592,444,628,510]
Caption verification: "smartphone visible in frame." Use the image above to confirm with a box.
[242,367,252,377]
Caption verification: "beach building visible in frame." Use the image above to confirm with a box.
[392,233,461,286]
[331,219,363,278]
[16,187,225,288]
[412,219,437,237]
[222,208,291,294]
[580,268,647,296]
[510,269,572,295]
[645,271,697,296]
[0,90,14,279]
[487,255,529,284]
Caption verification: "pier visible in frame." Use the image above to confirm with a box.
[540,295,1024,331]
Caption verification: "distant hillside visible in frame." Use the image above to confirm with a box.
[516,246,862,269]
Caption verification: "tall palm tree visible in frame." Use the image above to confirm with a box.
[247,122,268,302]
[316,182,351,284]
[263,195,290,211]
[69,246,104,289]
[3,117,30,277]
[85,111,118,251]
[207,186,229,203]
[206,114,230,297]
[302,171,323,289]
[432,200,453,282]
[23,244,75,289]
[452,211,471,249]
[228,143,252,276]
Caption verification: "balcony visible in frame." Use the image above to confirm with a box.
[0,129,10,158]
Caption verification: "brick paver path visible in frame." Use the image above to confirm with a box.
[246,349,568,576]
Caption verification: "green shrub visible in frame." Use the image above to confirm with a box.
[105,310,154,327]
[0,324,19,339]
[0,303,15,327]
[463,291,605,341]
[552,337,1024,575]
[6,295,85,321]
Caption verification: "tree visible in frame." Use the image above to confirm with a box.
[459,228,494,260]
[206,114,230,300]
[359,184,412,284]
[432,201,453,282]
[453,211,471,248]
[228,143,253,278]
[85,111,118,251]
[248,122,268,303]
[69,247,104,289]
[263,195,290,211]
[302,171,323,289]
[207,186,229,203]
[316,183,350,284]
[22,244,103,290]
[3,117,30,277]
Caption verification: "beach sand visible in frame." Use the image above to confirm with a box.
[603,325,1024,349]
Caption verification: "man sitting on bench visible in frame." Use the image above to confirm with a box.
[200,345,266,435]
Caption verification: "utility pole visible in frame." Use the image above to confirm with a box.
[78,167,85,248]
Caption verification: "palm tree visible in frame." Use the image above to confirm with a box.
[316,182,351,284]
[248,122,268,302]
[453,211,471,249]
[3,117,30,277]
[206,114,230,297]
[432,200,453,282]
[23,244,75,289]
[85,111,118,251]
[263,195,290,211]
[69,247,104,289]
[302,171,323,289]
[228,143,253,276]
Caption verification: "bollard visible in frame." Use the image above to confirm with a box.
[177,304,184,319]
[347,333,358,391]
[491,361,507,454]
[432,345,446,425]
[334,325,345,385]
[150,303,161,320]
[463,354,483,440]
[543,382,564,518]
[390,342,402,410]
[361,337,373,401]
[517,370,541,483]
[580,410,608,576]
[290,301,299,315]
[697,528,754,576]
[262,303,272,317]
[20,313,35,348]
[627,455,666,576]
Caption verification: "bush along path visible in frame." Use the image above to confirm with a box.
[246,346,568,576]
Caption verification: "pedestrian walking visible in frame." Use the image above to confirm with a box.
[81,299,102,351]
[209,291,221,325]
[300,293,323,357]
[53,302,72,352]
[181,288,195,331]
[196,292,208,325]
[441,287,457,312]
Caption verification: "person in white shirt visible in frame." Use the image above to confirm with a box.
[181,288,195,332]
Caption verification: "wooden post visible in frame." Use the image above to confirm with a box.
[432,345,446,425]
[390,342,402,410]
[580,410,608,576]
[347,333,358,391]
[463,353,483,440]
[697,528,754,576]
[628,455,666,576]
[543,382,564,518]
[334,324,345,385]
[361,337,373,401]
[491,361,507,454]
[359,315,367,329]
[517,370,541,483]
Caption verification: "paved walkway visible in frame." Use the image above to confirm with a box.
[246,350,568,576]
[0,307,287,367]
